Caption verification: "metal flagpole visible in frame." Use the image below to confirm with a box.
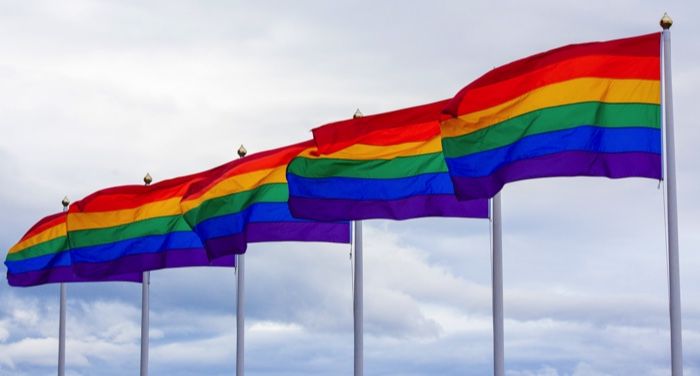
[236,145,247,376]
[660,13,684,376]
[491,194,504,376]
[140,173,153,376]
[58,196,70,376]
[351,109,364,376]
[236,252,245,376]
[353,220,363,376]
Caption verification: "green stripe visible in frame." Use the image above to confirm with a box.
[287,152,448,179]
[5,237,67,261]
[184,183,289,225]
[442,102,661,158]
[68,215,191,248]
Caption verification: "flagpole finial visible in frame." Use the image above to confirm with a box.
[61,196,70,209]
[660,13,673,29]
[237,144,247,158]
[143,173,153,186]
[353,109,363,119]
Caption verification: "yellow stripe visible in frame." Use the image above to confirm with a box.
[68,197,182,231]
[9,223,66,254]
[441,77,660,138]
[300,137,443,161]
[181,167,285,212]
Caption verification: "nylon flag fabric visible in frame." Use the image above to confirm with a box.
[440,32,662,200]
[5,212,142,286]
[287,101,489,221]
[180,140,350,261]
[67,174,228,279]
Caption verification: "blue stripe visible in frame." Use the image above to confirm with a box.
[70,231,204,264]
[445,126,661,178]
[193,202,309,240]
[287,172,457,200]
[5,251,71,274]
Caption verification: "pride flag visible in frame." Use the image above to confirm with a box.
[440,33,662,200]
[5,212,142,286]
[181,140,351,261]
[67,174,224,278]
[287,102,489,221]
[7,142,348,282]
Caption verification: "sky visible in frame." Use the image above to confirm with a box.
[0,0,699,375]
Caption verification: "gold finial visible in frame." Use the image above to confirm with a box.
[353,109,363,119]
[660,13,673,29]
[143,173,153,186]
[237,144,247,158]
[61,196,70,209]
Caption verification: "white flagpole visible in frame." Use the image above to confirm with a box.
[236,254,245,376]
[353,220,363,376]
[140,271,150,376]
[236,145,247,376]
[660,13,683,376]
[58,196,69,376]
[236,253,245,376]
[350,109,364,376]
[140,173,153,376]
[491,194,504,376]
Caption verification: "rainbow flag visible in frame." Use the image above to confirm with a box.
[7,142,348,282]
[180,140,350,261]
[67,174,225,278]
[286,101,489,221]
[5,212,142,286]
[440,33,662,199]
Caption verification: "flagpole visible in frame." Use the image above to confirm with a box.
[491,193,504,376]
[236,145,247,376]
[236,252,245,376]
[58,196,69,376]
[350,109,364,376]
[353,220,363,376]
[660,13,683,376]
[140,173,153,376]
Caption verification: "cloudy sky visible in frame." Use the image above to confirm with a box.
[1,0,699,375]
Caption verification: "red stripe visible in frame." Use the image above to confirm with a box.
[69,175,200,212]
[312,100,450,154]
[353,119,440,147]
[21,212,66,241]
[445,33,661,116]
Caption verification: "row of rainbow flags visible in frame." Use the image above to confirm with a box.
[5,32,662,286]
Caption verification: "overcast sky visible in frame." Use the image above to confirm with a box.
[1,1,699,375]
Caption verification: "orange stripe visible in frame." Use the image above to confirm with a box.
[68,197,182,231]
[442,77,660,138]
[9,222,66,254]
[299,137,442,161]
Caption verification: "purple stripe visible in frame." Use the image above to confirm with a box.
[451,151,662,200]
[202,222,351,258]
[72,248,232,278]
[7,266,142,287]
[288,194,489,221]
[209,254,236,267]
[247,222,351,244]
[203,233,248,259]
